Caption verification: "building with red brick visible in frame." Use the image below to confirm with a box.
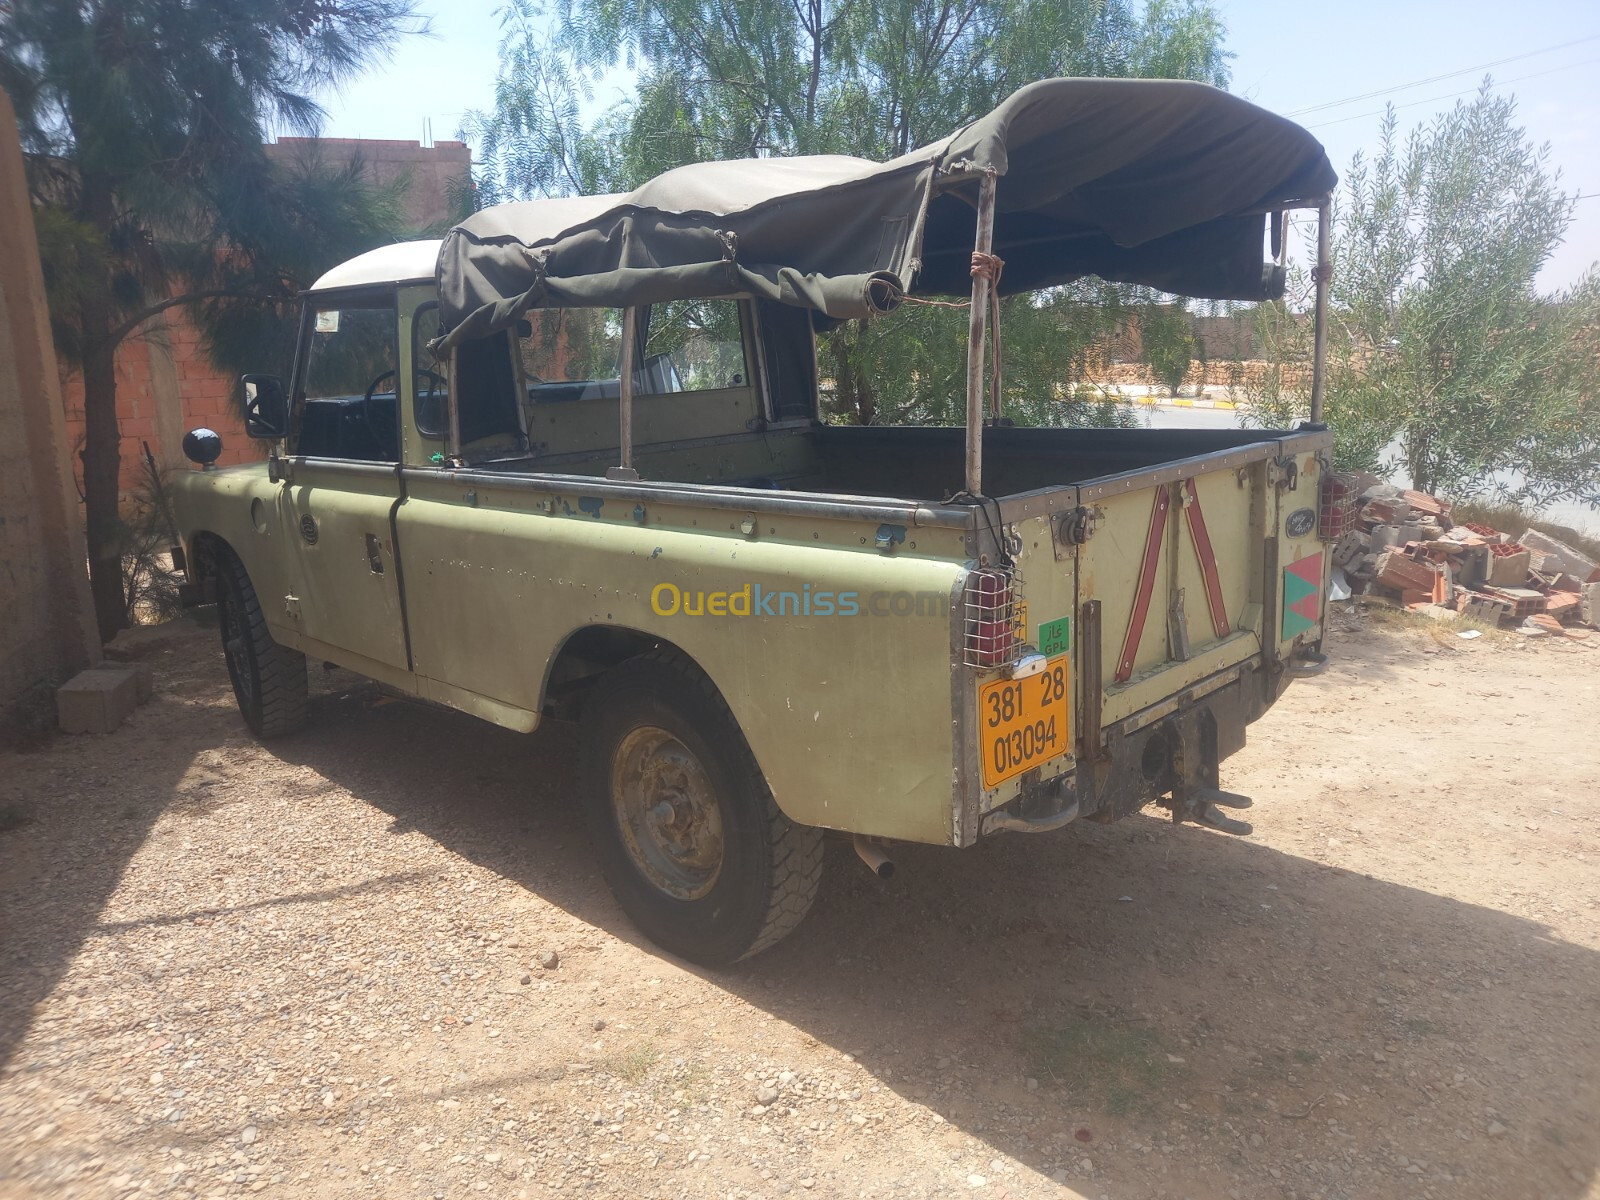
[58,137,471,498]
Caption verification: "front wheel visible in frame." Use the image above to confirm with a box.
[215,546,308,739]
[580,651,822,964]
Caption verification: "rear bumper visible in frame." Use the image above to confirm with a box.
[981,655,1292,836]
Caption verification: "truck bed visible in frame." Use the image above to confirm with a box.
[803,425,1297,500]
[478,422,1298,503]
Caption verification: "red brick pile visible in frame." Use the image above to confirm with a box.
[1331,485,1600,638]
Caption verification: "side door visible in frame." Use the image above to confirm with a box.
[275,290,411,677]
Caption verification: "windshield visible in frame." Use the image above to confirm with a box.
[302,301,397,401]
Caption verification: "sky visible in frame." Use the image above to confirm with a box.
[315,0,1600,290]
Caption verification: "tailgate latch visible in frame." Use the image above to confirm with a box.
[1269,456,1300,491]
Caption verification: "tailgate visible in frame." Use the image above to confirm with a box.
[1076,434,1332,729]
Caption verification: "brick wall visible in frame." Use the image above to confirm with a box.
[59,136,470,500]
[265,137,472,231]
[58,312,257,499]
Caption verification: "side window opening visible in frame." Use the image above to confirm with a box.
[294,298,399,462]
[455,330,522,447]
[639,299,747,394]
[517,300,751,404]
[413,303,449,441]
[519,308,625,403]
[756,300,817,421]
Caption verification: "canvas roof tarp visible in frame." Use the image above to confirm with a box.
[436,77,1336,348]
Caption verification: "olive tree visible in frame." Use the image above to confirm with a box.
[1246,87,1600,509]
[1139,299,1197,396]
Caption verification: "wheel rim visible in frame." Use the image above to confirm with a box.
[610,725,724,900]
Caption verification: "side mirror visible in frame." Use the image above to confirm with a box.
[242,374,288,439]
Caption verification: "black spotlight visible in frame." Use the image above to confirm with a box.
[181,427,223,468]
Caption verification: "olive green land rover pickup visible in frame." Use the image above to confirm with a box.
[171,79,1344,963]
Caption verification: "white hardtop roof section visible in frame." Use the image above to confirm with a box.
[310,240,443,291]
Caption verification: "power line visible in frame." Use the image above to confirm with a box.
[1286,31,1600,117]
[1305,56,1600,129]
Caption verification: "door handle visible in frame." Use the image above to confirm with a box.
[364,533,384,574]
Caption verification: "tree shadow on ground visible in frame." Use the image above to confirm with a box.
[260,665,1598,1200]
[0,626,219,1072]
[2,618,1588,1198]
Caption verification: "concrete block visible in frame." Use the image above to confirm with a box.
[1332,530,1368,570]
[1370,524,1423,552]
[1580,581,1600,628]
[1520,529,1598,580]
[1484,586,1546,620]
[112,661,154,704]
[1460,593,1512,625]
[57,668,138,733]
[1485,544,1530,587]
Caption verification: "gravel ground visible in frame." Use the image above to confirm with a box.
[1,613,1596,1200]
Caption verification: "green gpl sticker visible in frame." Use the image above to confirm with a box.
[1038,615,1071,657]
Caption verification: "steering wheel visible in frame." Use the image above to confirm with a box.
[363,367,451,456]
[361,369,398,459]
[412,367,449,438]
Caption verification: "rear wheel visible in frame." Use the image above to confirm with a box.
[215,547,308,739]
[580,651,822,964]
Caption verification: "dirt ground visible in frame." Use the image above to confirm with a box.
[1,610,1596,1200]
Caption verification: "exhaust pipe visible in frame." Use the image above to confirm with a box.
[853,835,895,880]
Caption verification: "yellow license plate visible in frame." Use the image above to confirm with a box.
[979,658,1071,789]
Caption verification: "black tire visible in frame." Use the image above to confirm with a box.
[580,650,822,964]
[215,546,308,739]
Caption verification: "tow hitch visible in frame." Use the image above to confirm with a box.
[1169,786,1254,836]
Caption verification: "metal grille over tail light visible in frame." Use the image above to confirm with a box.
[1319,472,1359,540]
[963,567,1023,669]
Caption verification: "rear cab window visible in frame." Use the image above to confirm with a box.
[519,299,762,466]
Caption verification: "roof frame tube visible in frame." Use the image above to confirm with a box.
[964,169,998,496]
[1309,199,1331,425]
[607,305,641,481]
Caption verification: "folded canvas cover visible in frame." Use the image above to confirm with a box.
[437,77,1336,348]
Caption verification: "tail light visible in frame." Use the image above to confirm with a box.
[1319,472,1358,540]
[963,568,1021,669]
